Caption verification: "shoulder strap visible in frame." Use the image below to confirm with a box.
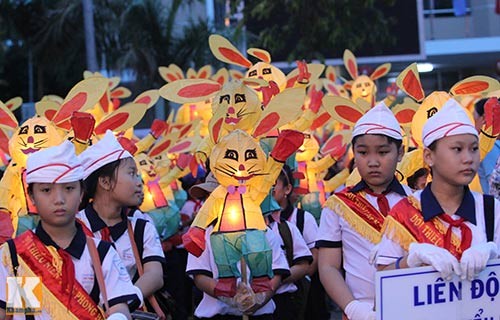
[7,239,18,276]
[296,208,305,235]
[127,220,166,319]
[278,220,294,266]
[86,236,110,317]
[133,218,147,260]
[484,194,495,242]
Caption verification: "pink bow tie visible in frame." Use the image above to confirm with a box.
[227,185,246,194]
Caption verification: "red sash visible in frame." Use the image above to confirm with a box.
[13,231,106,319]
[325,189,386,244]
[383,196,467,259]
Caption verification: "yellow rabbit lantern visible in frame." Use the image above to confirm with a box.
[182,127,304,298]
[343,49,391,107]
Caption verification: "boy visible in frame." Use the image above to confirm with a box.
[0,141,139,320]
[316,102,411,320]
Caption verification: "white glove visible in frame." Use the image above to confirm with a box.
[344,300,376,320]
[407,242,461,280]
[368,244,379,265]
[460,242,498,281]
[107,313,128,320]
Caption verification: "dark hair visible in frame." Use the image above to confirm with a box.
[474,98,488,117]
[277,164,294,190]
[352,134,403,150]
[406,167,429,190]
[80,159,122,209]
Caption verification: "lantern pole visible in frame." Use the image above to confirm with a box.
[240,257,249,320]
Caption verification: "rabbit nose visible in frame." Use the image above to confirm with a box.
[239,164,245,171]
[27,136,34,144]
[228,107,235,114]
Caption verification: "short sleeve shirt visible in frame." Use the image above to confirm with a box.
[186,226,290,318]
[376,186,500,266]
[316,179,411,305]
[0,222,139,319]
[77,204,165,280]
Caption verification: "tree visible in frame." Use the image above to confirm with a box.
[239,0,397,62]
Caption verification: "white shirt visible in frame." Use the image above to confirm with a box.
[77,204,165,280]
[268,219,313,294]
[376,187,500,266]
[186,226,290,318]
[316,180,411,306]
[284,207,318,249]
[0,223,139,319]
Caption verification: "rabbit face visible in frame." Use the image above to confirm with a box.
[9,117,63,166]
[209,129,266,189]
[213,81,261,132]
[246,62,286,89]
[351,75,376,105]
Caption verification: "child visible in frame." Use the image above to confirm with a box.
[264,207,312,320]
[77,131,165,308]
[0,141,139,320]
[376,98,499,281]
[273,165,325,320]
[186,223,290,320]
[317,102,411,320]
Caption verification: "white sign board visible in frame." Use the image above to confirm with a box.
[376,259,500,320]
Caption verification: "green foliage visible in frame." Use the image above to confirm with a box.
[241,0,397,62]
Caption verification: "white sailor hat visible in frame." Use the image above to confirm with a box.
[352,101,402,140]
[79,130,132,179]
[26,140,83,183]
[422,98,478,148]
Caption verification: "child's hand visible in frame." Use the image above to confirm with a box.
[234,282,257,312]
[460,242,498,281]
[407,243,461,280]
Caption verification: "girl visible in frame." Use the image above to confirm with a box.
[376,98,499,281]
[0,141,138,320]
[77,131,165,309]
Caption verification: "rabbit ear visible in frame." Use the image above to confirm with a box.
[212,68,229,85]
[325,66,337,82]
[247,48,271,63]
[0,128,11,156]
[396,63,425,102]
[229,69,245,80]
[94,102,147,135]
[160,79,221,104]
[35,100,60,121]
[107,77,121,91]
[197,65,213,79]
[134,89,159,109]
[4,97,22,111]
[320,130,351,156]
[323,80,342,96]
[285,63,325,88]
[110,86,132,99]
[168,135,202,154]
[52,77,109,126]
[450,76,500,96]
[177,119,200,139]
[370,63,391,80]
[322,96,365,127]
[391,98,420,128]
[148,131,179,157]
[159,65,184,83]
[186,68,197,79]
[209,34,252,68]
[0,102,18,131]
[343,49,358,80]
[310,110,332,131]
[252,87,306,138]
[208,105,226,143]
[343,81,353,91]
